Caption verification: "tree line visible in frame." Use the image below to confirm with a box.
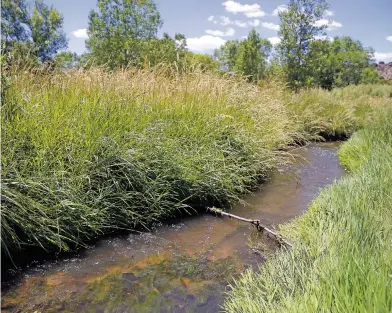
[1,0,382,89]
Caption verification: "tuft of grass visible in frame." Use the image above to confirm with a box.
[223,109,392,313]
[1,67,297,257]
[285,85,391,139]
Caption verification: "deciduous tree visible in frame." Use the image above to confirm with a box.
[1,0,67,63]
[87,0,163,68]
[278,0,328,89]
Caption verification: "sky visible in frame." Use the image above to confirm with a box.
[43,0,392,62]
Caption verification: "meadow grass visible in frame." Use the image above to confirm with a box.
[223,109,392,312]
[1,66,391,262]
[1,67,297,257]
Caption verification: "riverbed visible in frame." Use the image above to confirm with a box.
[1,143,345,313]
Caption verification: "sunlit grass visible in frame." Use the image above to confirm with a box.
[1,67,297,257]
[223,109,392,313]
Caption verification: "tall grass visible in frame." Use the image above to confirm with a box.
[285,84,391,138]
[223,109,392,313]
[1,66,391,261]
[1,67,297,257]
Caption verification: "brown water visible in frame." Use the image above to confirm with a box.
[1,143,345,313]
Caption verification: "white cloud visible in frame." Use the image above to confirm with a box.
[262,22,280,31]
[314,35,333,41]
[248,19,260,27]
[208,15,215,21]
[72,28,88,39]
[205,29,225,36]
[374,52,392,62]
[224,27,236,36]
[314,19,342,31]
[314,19,329,27]
[268,37,281,45]
[327,20,343,31]
[217,16,259,28]
[325,10,334,17]
[222,0,266,18]
[205,28,235,37]
[220,16,232,26]
[386,36,392,42]
[187,35,226,52]
[271,5,288,16]
[245,11,266,18]
[233,20,248,27]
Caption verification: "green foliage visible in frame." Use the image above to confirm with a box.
[360,67,381,85]
[278,0,329,89]
[54,51,78,69]
[1,0,30,48]
[138,33,188,69]
[2,41,40,69]
[186,52,220,72]
[215,29,271,81]
[86,0,163,68]
[308,37,379,89]
[214,40,240,72]
[235,30,272,81]
[1,0,67,63]
[30,0,67,61]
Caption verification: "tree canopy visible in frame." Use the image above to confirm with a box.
[214,29,272,81]
[1,0,67,62]
[277,0,329,89]
[86,0,163,68]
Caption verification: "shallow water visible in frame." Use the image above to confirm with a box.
[1,143,345,313]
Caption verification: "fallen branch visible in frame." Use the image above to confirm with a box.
[207,207,293,249]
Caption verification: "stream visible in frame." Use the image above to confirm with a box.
[1,143,345,313]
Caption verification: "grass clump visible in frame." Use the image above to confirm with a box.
[285,85,391,139]
[1,67,298,257]
[223,109,392,313]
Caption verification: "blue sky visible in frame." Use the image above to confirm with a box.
[44,0,392,62]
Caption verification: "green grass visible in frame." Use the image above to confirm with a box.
[223,109,392,313]
[285,84,391,138]
[1,66,391,262]
[1,67,297,257]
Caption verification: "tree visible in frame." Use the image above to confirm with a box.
[87,0,163,68]
[307,36,379,88]
[1,0,67,63]
[214,40,240,72]
[1,0,30,50]
[187,52,220,72]
[214,29,271,81]
[278,0,329,89]
[54,51,79,70]
[330,37,376,87]
[30,0,67,62]
[306,37,335,88]
[235,29,272,81]
[139,33,188,69]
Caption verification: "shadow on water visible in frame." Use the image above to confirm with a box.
[1,143,346,313]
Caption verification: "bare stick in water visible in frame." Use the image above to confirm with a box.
[207,207,293,249]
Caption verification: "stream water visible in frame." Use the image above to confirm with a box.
[1,143,345,313]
